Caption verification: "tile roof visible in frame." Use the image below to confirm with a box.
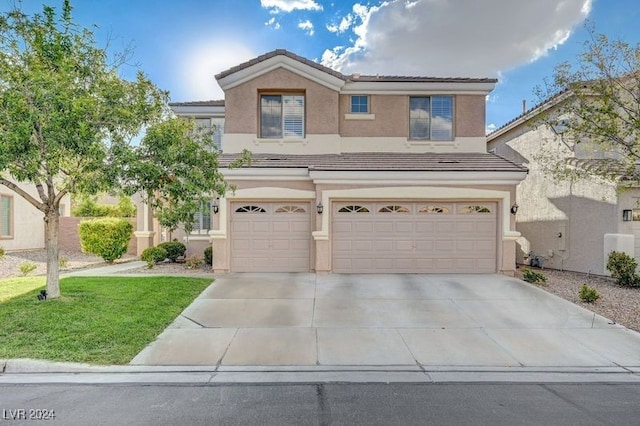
[215,49,497,84]
[169,100,225,107]
[218,152,527,172]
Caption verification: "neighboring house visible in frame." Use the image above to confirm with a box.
[136,49,527,274]
[487,97,638,275]
[0,181,70,251]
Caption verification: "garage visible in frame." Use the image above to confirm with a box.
[230,202,311,272]
[332,201,497,273]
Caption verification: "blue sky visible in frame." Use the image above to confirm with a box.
[3,0,639,131]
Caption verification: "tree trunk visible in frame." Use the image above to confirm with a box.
[44,208,61,299]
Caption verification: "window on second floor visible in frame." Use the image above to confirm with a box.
[260,93,305,139]
[350,95,369,113]
[0,195,13,238]
[409,96,453,140]
[194,118,224,151]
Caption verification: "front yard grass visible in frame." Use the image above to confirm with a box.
[0,276,212,365]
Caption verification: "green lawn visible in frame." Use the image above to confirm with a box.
[0,276,212,364]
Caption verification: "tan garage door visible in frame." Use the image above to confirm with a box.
[230,202,311,272]
[332,201,497,273]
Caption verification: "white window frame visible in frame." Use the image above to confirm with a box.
[191,202,211,235]
[260,93,305,139]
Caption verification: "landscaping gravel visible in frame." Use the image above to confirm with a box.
[2,250,638,333]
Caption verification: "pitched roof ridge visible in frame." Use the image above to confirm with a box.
[169,99,225,107]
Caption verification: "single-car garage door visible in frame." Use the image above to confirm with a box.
[332,201,497,273]
[230,202,311,272]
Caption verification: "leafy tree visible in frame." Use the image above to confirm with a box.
[533,23,640,182]
[0,1,166,298]
[120,117,250,237]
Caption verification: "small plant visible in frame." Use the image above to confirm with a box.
[204,246,212,266]
[0,246,5,259]
[140,246,168,269]
[606,251,640,287]
[579,283,600,303]
[185,255,203,269]
[522,268,547,285]
[59,256,69,269]
[157,240,187,262]
[19,261,37,276]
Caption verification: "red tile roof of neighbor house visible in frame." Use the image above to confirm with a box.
[215,49,498,84]
[218,152,527,172]
[169,100,225,107]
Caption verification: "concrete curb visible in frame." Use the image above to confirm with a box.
[1,359,639,384]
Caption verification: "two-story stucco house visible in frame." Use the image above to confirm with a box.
[136,49,527,274]
[487,96,640,275]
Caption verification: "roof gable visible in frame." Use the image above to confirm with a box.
[216,49,346,92]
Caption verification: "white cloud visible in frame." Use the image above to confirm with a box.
[486,123,497,134]
[298,20,315,36]
[175,42,256,101]
[265,16,281,29]
[326,13,354,34]
[321,0,592,77]
[260,0,322,13]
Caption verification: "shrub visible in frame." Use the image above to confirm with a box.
[606,251,640,287]
[0,246,5,259]
[79,218,133,263]
[522,268,547,285]
[185,255,203,269]
[19,261,37,276]
[579,283,600,303]
[140,246,168,269]
[72,195,136,217]
[204,246,212,266]
[59,256,69,268]
[157,241,187,262]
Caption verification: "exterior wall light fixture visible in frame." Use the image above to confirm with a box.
[316,202,324,214]
[510,202,519,215]
[623,209,633,222]
[211,199,219,214]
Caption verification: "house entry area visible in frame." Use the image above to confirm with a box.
[230,202,311,272]
[332,201,498,273]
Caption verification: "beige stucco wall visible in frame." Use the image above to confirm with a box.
[339,95,407,137]
[456,95,486,137]
[1,182,71,252]
[224,67,339,135]
[489,125,618,275]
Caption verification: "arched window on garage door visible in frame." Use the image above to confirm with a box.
[235,205,267,213]
[338,205,370,213]
[419,205,451,214]
[458,205,492,214]
[379,205,410,213]
[275,205,307,213]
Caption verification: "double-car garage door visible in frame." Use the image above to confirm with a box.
[230,200,498,273]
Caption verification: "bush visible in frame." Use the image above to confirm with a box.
[606,251,640,287]
[204,246,212,266]
[0,246,5,259]
[140,246,168,269]
[59,256,69,269]
[157,241,186,262]
[185,255,203,269]
[79,218,133,263]
[19,261,37,276]
[579,283,600,303]
[522,268,547,285]
[72,195,136,217]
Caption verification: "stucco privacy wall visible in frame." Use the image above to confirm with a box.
[489,125,619,275]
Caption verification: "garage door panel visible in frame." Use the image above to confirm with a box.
[231,202,310,272]
[333,201,497,273]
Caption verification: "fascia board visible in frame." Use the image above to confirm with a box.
[341,81,496,95]
[171,105,225,118]
[222,167,312,181]
[217,56,345,92]
[309,170,527,185]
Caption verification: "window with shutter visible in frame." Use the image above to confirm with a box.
[260,93,305,139]
[409,96,453,140]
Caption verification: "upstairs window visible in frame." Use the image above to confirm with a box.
[409,96,453,140]
[260,94,305,139]
[350,95,369,113]
[194,118,223,151]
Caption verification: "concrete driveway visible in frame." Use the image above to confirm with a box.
[131,274,640,369]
